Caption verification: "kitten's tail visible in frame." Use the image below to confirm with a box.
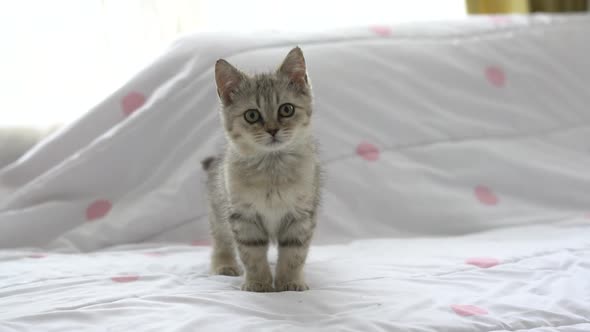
[201,156,217,171]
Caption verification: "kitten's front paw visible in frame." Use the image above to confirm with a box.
[241,280,275,292]
[275,280,309,292]
[212,265,242,276]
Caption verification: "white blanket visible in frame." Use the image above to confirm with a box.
[1,223,589,331]
[1,14,590,331]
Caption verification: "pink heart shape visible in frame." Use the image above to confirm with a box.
[121,91,146,116]
[466,257,500,268]
[370,26,392,37]
[451,304,488,316]
[111,275,140,283]
[86,200,112,221]
[356,142,380,161]
[489,15,511,25]
[191,240,211,246]
[485,66,506,87]
[474,185,499,205]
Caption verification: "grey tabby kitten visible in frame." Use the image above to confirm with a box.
[202,47,320,292]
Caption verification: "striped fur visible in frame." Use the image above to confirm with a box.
[204,47,321,292]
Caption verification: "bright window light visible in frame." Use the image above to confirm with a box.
[0,0,465,127]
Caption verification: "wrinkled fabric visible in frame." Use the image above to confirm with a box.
[1,223,589,331]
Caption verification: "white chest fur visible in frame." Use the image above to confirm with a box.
[225,154,316,238]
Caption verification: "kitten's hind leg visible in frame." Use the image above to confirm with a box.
[209,208,241,276]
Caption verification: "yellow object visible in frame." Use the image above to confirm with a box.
[466,0,529,13]
[466,0,588,13]
[530,0,588,12]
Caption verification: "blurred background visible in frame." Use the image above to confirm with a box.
[0,0,465,128]
[0,0,588,166]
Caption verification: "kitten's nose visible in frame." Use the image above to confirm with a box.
[266,129,279,137]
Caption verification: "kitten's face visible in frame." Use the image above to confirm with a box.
[215,47,312,154]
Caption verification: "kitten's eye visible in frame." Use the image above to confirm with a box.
[243,109,261,124]
[278,103,295,118]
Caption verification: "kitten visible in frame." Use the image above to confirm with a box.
[202,47,320,292]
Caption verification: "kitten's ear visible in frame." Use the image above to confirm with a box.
[215,59,245,106]
[278,47,309,89]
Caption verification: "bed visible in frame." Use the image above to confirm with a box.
[1,14,589,331]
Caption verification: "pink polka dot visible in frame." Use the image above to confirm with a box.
[474,185,499,205]
[121,91,146,116]
[191,239,211,246]
[143,252,164,257]
[585,213,590,219]
[356,142,380,161]
[86,200,112,221]
[489,15,512,25]
[451,304,488,316]
[466,257,500,268]
[485,66,506,87]
[27,253,46,259]
[370,26,392,37]
[111,275,140,283]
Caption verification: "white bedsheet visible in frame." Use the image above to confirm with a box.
[1,223,589,331]
[1,14,590,331]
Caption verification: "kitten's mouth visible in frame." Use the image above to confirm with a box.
[266,136,283,147]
